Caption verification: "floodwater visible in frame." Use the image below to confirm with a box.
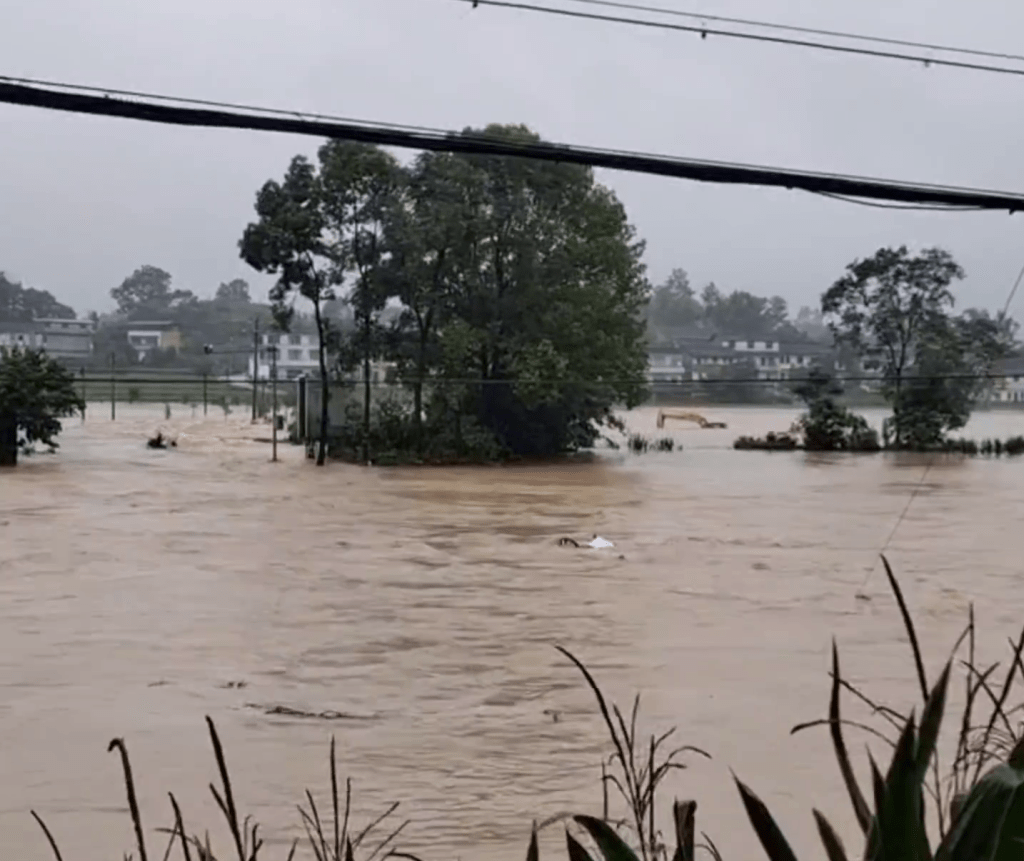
[2,403,1024,860]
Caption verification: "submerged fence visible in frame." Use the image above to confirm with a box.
[76,369,296,420]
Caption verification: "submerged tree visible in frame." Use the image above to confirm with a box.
[435,124,650,456]
[822,245,1007,449]
[240,124,652,462]
[792,366,879,451]
[239,156,338,465]
[319,140,402,463]
[382,151,470,451]
[0,347,84,466]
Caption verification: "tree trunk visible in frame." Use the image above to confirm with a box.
[362,313,371,465]
[894,371,903,449]
[313,299,329,467]
[414,332,427,453]
[0,412,17,467]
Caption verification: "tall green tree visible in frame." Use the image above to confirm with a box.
[0,347,83,466]
[239,156,338,465]
[110,265,195,319]
[646,268,702,331]
[382,151,470,450]
[319,140,402,463]
[434,124,650,455]
[0,272,76,322]
[821,245,1006,448]
[215,278,251,304]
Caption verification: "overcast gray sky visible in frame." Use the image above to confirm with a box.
[2,0,1024,317]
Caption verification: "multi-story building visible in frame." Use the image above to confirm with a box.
[249,332,322,381]
[648,335,840,383]
[36,318,95,363]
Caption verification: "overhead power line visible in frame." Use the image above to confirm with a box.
[456,0,1024,81]
[552,0,1024,67]
[1,77,1024,212]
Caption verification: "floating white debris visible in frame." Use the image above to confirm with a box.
[588,536,614,549]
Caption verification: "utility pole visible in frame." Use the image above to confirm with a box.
[80,367,86,423]
[109,352,116,421]
[251,317,260,423]
[270,344,278,463]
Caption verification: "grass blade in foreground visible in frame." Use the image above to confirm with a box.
[732,777,799,861]
[573,815,642,861]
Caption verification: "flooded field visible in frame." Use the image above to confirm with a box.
[2,403,1024,860]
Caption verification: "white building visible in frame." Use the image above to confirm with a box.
[990,357,1024,404]
[126,321,182,361]
[249,332,322,381]
[647,336,839,383]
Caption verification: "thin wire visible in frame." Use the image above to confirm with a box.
[458,0,1024,81]
[78,371,1024,386]
[554,0,1024,67]
[812,191,987,213]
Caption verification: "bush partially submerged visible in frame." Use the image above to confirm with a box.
[734,432,799,451]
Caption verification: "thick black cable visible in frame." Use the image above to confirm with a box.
[458,0,1024,81]
[2,78,1024,211]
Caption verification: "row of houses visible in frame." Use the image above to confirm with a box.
[647,330,847,384]
[649,329,1024,405]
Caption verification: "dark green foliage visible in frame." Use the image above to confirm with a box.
[792,367,880,451]
[0,271,76,321]
[646,269,804,342]
[733,432,799,450]
[0,346,83,466]
[239,153,343,466]
[248,125,651,463]
[822,246,1012,449]
[111,265,197,319]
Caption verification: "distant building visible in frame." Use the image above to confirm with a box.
[126,321,182,361]
[0,318,96,363]
[990,356,1024,404]
[0,321,41,350]
[250,332,323,381]
[647,334,839,384]
[36,318,96,362]
[249,331,396,384]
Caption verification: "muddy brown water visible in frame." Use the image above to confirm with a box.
[2,403,1024,860]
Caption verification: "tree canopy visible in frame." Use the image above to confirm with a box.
[110,265,197,319]
[0,272,76,322]
[822,245,1011,448]
[240,124,651,461]
[646,269,806,342]
[0,347,84,466]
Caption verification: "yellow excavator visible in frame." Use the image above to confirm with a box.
[656,409,728,430]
